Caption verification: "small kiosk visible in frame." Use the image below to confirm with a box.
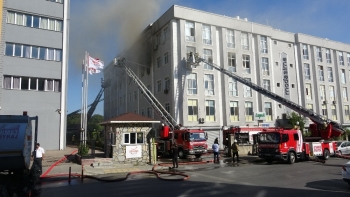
[101,113,160,165]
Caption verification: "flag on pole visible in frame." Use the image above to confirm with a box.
[88,56,104,75]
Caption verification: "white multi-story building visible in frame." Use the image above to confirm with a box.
[104,5,350,144]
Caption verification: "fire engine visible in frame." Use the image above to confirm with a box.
[114,58,208,159]
[187,52,345,164]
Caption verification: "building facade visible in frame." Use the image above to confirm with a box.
[104,5,350,146]
[0,0,69,150]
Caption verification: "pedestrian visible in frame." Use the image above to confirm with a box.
[171,142,179,168]
[31,142,45,174]
[231,140,239,163]
[212,138,220,163]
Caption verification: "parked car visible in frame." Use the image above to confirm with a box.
[336,141,350,155]
[342,160,350,186]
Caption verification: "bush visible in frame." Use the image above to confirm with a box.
[78,144,89,156]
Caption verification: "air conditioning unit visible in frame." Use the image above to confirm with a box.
[199,118,205,124]
[332,100,337,104]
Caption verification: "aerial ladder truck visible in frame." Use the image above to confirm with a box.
[187,52,345,163]
[114,58,208,159]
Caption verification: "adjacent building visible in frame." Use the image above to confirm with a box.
[104,5,350,146]
[0,0,70,150]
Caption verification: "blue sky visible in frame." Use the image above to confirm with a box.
[68,0,350,115]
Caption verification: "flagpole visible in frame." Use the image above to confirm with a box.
[85,52,89,146]
[81,56,85,146]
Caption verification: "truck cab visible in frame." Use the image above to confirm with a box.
[258,128,303,164]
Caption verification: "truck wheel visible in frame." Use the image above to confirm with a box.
[288,152,295,164]
[323,149,330,160]
[178,149,185,159]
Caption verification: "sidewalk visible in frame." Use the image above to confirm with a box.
[40,146,262,180]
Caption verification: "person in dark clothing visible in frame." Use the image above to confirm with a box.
[31,143,45,174]
[171,143,179,168]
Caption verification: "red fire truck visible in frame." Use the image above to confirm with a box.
[115,58,208,159]
[187,53,344,163]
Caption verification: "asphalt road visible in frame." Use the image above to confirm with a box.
[37,157,350,197]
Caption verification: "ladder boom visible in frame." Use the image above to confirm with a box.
[114,58,180,130]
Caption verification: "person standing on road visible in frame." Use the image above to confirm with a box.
[231,140,239,163]
[212,138,220,163]
[171,142,179,168]
[31,143,45,174]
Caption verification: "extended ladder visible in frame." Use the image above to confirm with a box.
[114,58,180,131]
[188,53,344,134]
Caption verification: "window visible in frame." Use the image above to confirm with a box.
[165,103,170,114]
[343,87,348,102]
[316,47,322,62]
[202,24,211,45]
[5,43,62,61]
[260,36,268,53]
[226,29,235,48]
[318,65,324,81]
[331,105,337,121]
[274,40,277,45]
[163,27,168,41]
[339,52,344,65]
[327,67,333,82]
[307,103,313,111]
[245,102,253,121]
[205,100,215,122]
[263,79,270,91]
[185,21,195,42]
[304,63,310,80]
[188,99,198,121]
[329,86,335,101]
[326,49,331,63]
[203,49,213,70]
[305,83,312,100]
[244,78,252,97]
[228,78,238,96]
[157,80,162,92]
[123,132,144,144]
[204,74,214,95]
[147,107,152,118]
[302,44,309,60]
[229,101,239,121]
[321,104,327,117]
[345,105,350,121]
[264,102,272,121]
[186,46,196,64]
[241,32,249,50]
[347,53,350,66]
[242,54,250,74]
[3,75,61,92]
[134,91,137,101]
[227,52,236,72]
[262,57,269,76]
[187,72,197,95]
[341,69,346,84]
[164,77,170,91]
[320,85,326,101]
[156,57,161,68]
[7,11,63,32]
[141,109,145,116]
[164,53,169,65]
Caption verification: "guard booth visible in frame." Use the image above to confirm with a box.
[101,113,160,165]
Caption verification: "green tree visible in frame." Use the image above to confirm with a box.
[87,114,104,134]
[287,112,306,131]
[67,113,81,125]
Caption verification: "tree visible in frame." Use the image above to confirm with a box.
[87,114,104,134]
[287,112,306,131]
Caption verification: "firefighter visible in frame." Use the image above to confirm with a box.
[171,142,179,168]
[231,140,239,163]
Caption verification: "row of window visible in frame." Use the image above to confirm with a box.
[5,43,62,62]
[155,53,169,69]
[304,63,350,84]
[302,44,350,66]
[305,83,348,102]
[3,76,61,92]
[156,78,170,92]
[7,11,63,32]
[185,21,271,53]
